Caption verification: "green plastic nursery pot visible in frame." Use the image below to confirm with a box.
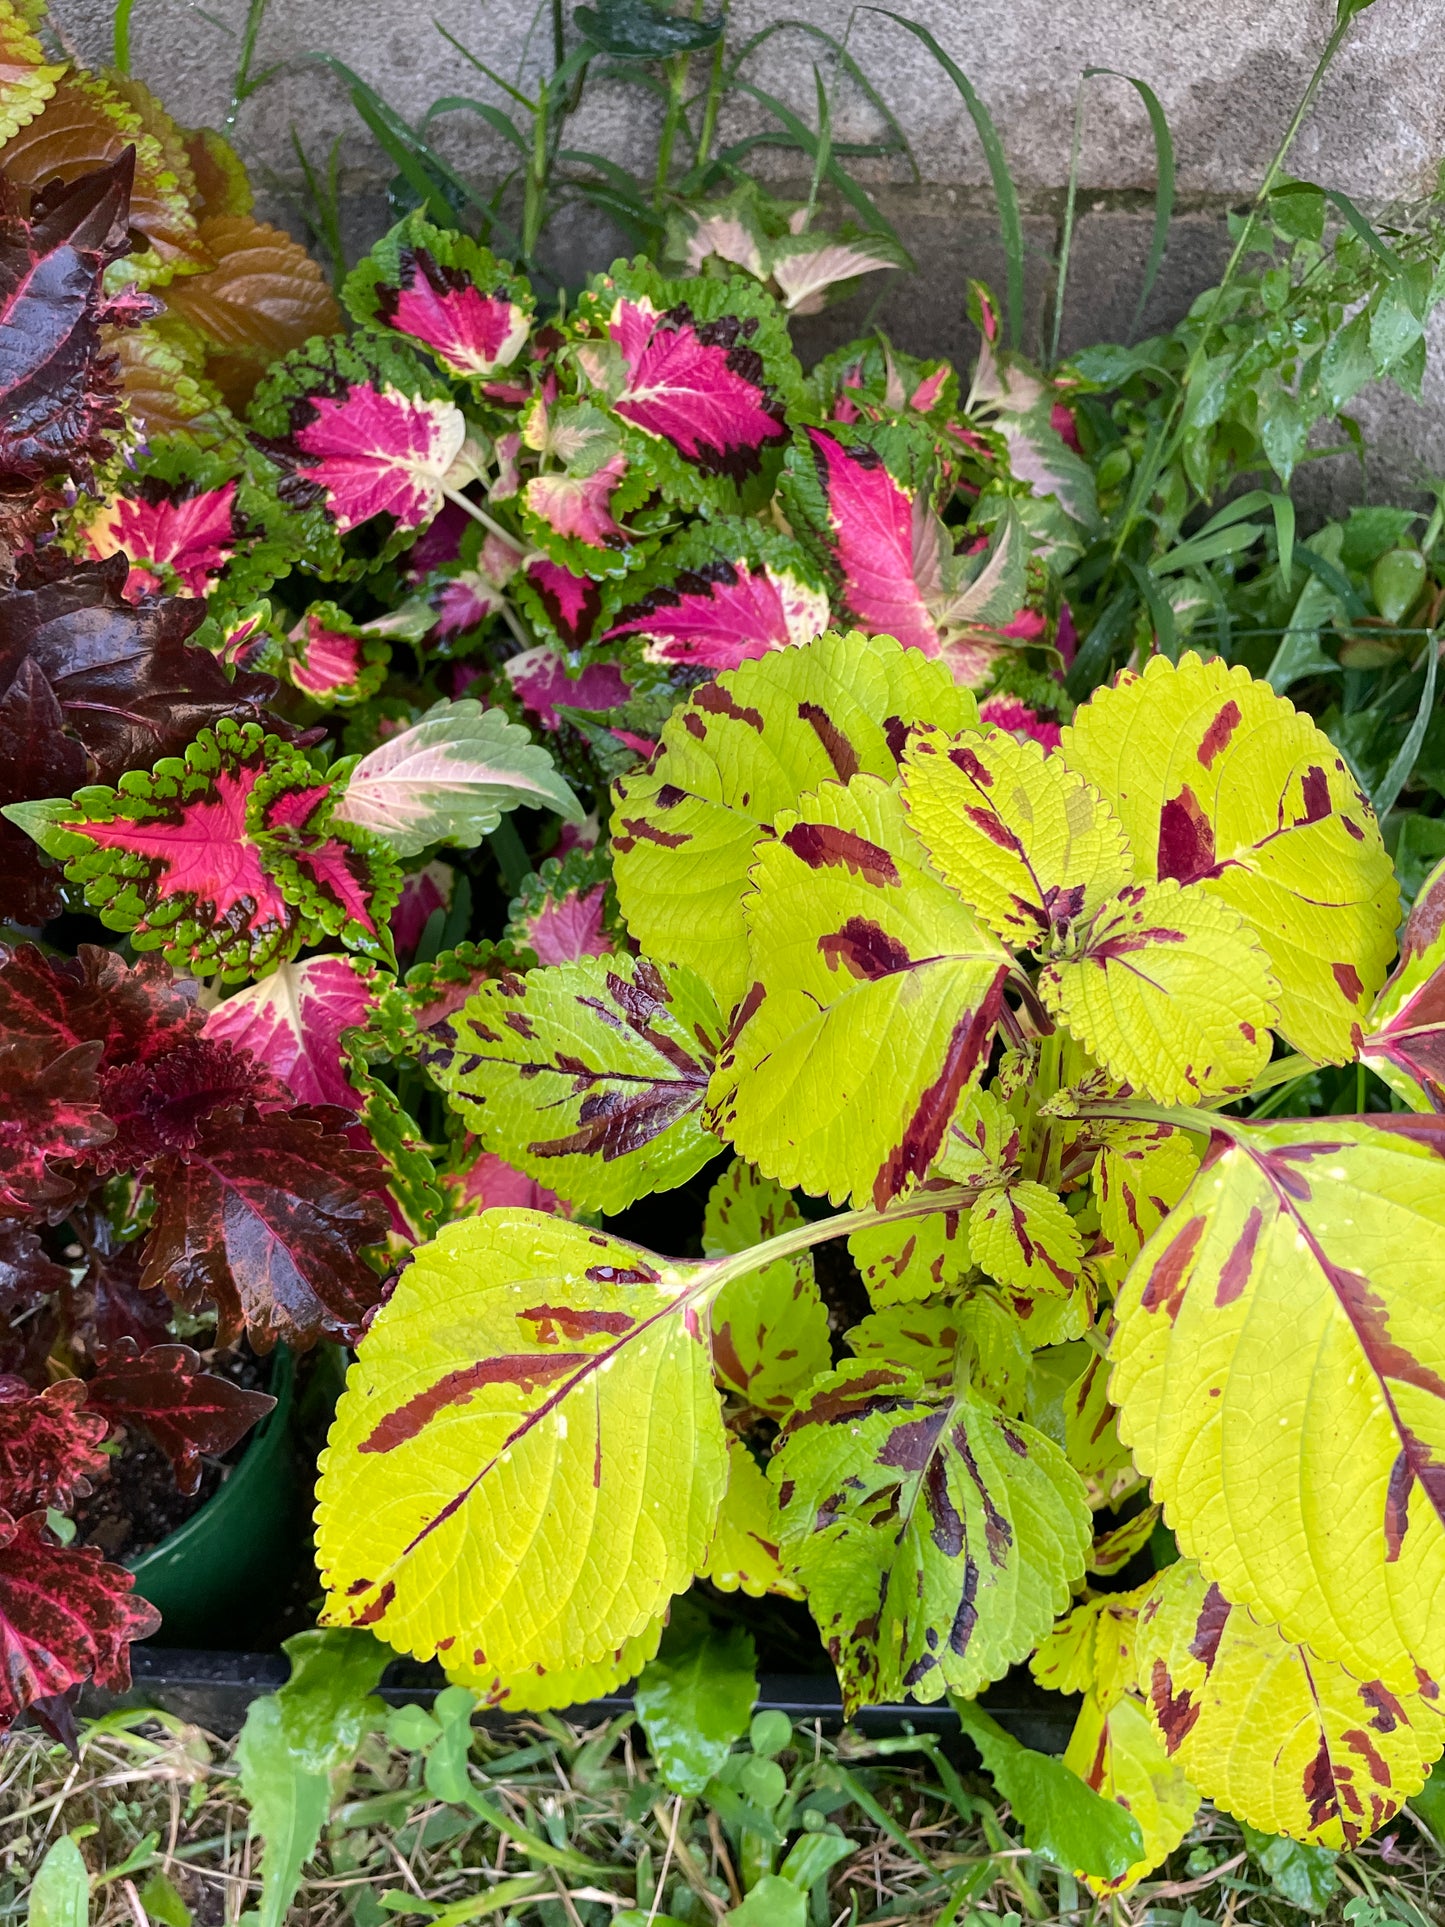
[126,1346,301,1648]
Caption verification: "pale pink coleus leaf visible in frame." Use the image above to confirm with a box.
[683,212,767,279]
[524,882,613,963]
[86,484,239,601]
[608,295,788,480]
[204,955,377,1110]
[604,561,830,668]
[503,645,631,731]
[290,383,467,533]
[523,452,629,547]
[331,697,583,856]
[769,235,903,315]
[382,250,530,378]
[803,427,938,654]
[451,1146,570,1218]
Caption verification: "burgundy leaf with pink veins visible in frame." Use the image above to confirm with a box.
[0,1379,110,1513]
[380,248,530,377]
[86,1338,275,1496]
[608,296,788,479]
[604,560,829,668]
[524,452,629,547]
[87,484,240,601]
[504,646,631,731]
[289,383,466,532]
[525,558,601,645]
[205,955,377,1110]
[804,428,939,654]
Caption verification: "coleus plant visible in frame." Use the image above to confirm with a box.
[316,631,1445,1887]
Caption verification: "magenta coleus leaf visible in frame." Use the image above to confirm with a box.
[284,604,388,704]
[0,1510,160,1730]
[505,847,621,965]
[86,1339,275,1496]
[515,557,603,647]
[344,214,533,379]
[978,694,1063,752]
[86,481,240,601]
[446,1143,569,1217]
[204,954,379,1110]
[142,1102,392,1350]
[0,1379,110,1512]
[390,860,453,959]
[503,645,632,732]
[284,380,467,532]
[523,452,630,547]
[600,520,829,668]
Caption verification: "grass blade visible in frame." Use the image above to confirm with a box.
[724,18,919,179]
[867,9,1023,347]
[1371,640,1439,820]
[1050,76,1087,368]
[433,21,537,107]
[1124,556,1179,661]
[421,95,532,156]
[1080,70,1175,338]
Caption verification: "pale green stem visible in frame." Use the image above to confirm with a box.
[441,484,525,553]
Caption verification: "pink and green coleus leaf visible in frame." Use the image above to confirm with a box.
[331,697,583,858]
[85,479,240,601]
[503,645,632,732]
[344,213,532,380]
[504,845,622,965]
[513,556,604,648]
[808,339,967,432]
[204,954,381,1110]
[572,263,803,512]
[599,518,829,669]
[281,603,389,705]
[518,452,658,577]
[1360,852,1445,1111]
[423,953,724,1213]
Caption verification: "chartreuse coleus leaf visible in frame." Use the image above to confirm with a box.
[330,697,583,858]
[344,212,533,381]
[316,1209,731,1684]
[1110,1108,1445,1689]
[848,1203,971,1306]
[702,1160,831,1416]
[1090,1119,1201,1287]
[708,774,1009,1208]
[1135,1559,1445,1849]
[422,954,724,1214]
[439,1612,666,1713]
[969,1181,1082,1295]
[701,1435,802,1599]
[771,1357,1091,1712]
[610,628,977,1012]
[846,1301,963,1387]
[1063,651,1398,1064]
[1030,1585,1196,1894]
[1360,852,1445,1110]
[14,719,399,979]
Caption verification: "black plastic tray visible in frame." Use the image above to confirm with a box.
[83,1647,1078,1749]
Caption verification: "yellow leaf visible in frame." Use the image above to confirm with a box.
[442,1612,665,1711]
[0,0,63,144]
[1064,1352,1135,1488]
[1062,651,1397,1063]
[848,1204,971,1305]
[969,1179,1082,1295]
[901,724,1132,949]
[1038,880,1276,1102]
[846,1302,963,1386]
[1032,1584,1153,1711]
[316,1210,728,1677]
[701,1436,803,1598]
[1064,1690,1200,1894]
[1091,1120,1201,1283]
[703,1162,831,1416]
[1136,1560,1444,1848]
[1112,1113,1445,1689]
[1088,1503,1161,1576]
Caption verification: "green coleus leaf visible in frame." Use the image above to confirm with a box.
[845,1300,964,1387]
[316,1209,728,1685]
[344,212,533,382]
[422,954,725,1213]
[14,719,399,979]
[1062,651,1398,1063]
[570,260,807,516]
[610,628,977,1012]
[330,698,583,858]
[772,1358,1091,1712]
[706,774,1009,1208]
[968,1179,1083,1295]
[702,1160,831,1416]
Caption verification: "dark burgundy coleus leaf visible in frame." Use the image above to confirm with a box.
[86,1338,275,1495]
[0,1026,110,1218]
[0,1377,110,1511]
[0,1509,159,1730]
[0,1222,65,1378]
[0,149,160,497]
[0,656,88,922]
[95,1037,285,1173]
[142,1104,392,1350]
[0,550,285,786]
[0,943,204,1073]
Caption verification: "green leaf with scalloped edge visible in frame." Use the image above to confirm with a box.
[845,1301,964,1386]
[421,953,724,1213]
[702,1160,831,1416]
[611,628,978,1012]
[969,1180,1082,1296]
[707,774,1009,1208]
[1062,651,1398,1064]
[316,1208,728,1679]
[772,1358,1091,1713]
[848,1204,972,1306]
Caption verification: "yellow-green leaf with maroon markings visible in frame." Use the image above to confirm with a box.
[969,1179,1083,1295]
[1064,1353,1136,1490]
[441,1611,666,1712]
[900,725,1132,950]
[1032,1584,1154,1710]
[934,1086,1020,1188]
[1136,1559,1445,1849]
[1091,1120,1201,1286]
[707,774,1009,1208]
[848,1203,972,1305]
[1063,1690,1200,1895]
[845,1302,964,1385]
[1111,1113,1445,1689]
[771,1359,1091,1713]
[1062,650,1397,1063]
[611,629,977,1011]
[702,1160,831,1416]
[1360,853,1445,1112]
[1038,880,1277,1103]
[1088,1503,1162,1576]
[700,1435,803,1599]
[315,1210,728,1681]
[423,954,724,1214]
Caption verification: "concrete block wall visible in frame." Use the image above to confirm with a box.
[46,0,1445,507]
